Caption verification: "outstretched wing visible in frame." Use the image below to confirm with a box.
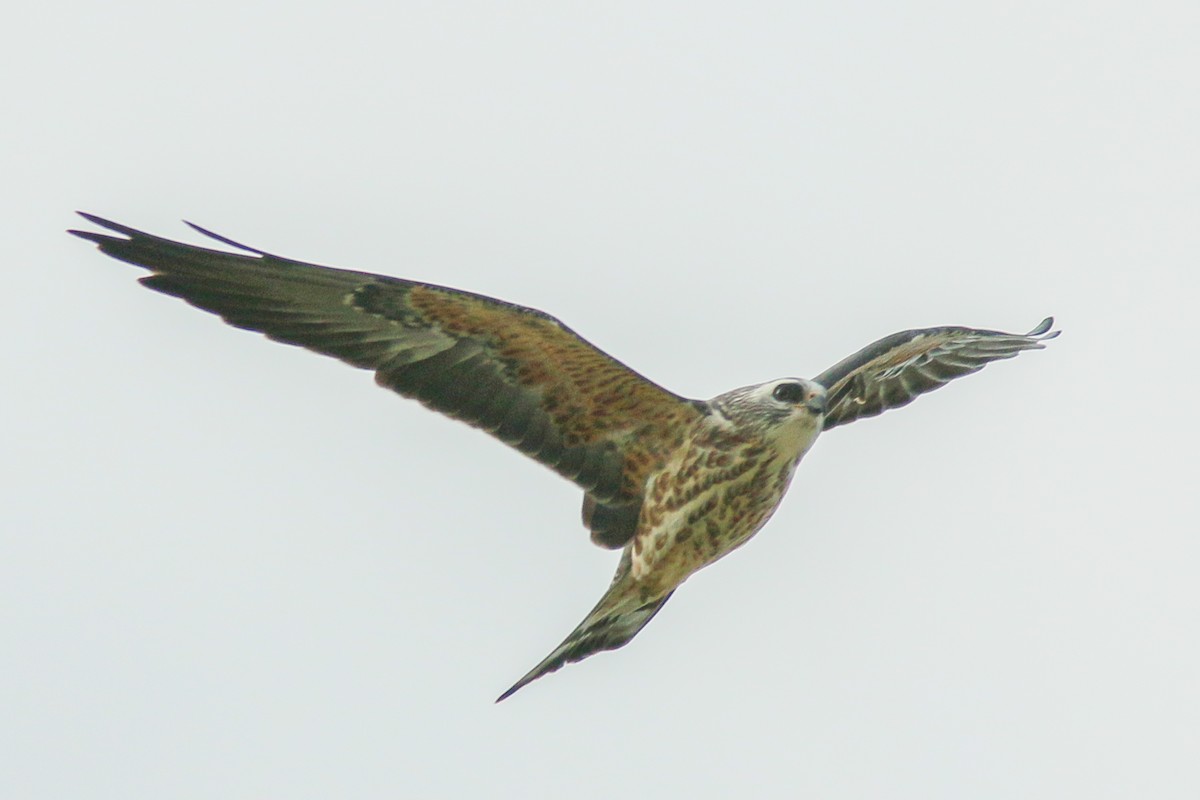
[71,214,705,547]
[814,317,1059,431]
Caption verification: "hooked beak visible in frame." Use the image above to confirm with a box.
[806,391,827,416]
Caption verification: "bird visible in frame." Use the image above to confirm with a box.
[70,213,1059,701]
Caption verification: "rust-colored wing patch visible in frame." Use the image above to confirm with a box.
[403,284,697,449]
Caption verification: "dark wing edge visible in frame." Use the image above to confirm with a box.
[814,317,1060,431]
[70,213,705,547]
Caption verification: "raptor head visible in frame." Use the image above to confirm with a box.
[709,378,827,456]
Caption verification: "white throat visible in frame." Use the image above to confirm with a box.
[768,413,823,463]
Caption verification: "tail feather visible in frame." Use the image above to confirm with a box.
[496,590,674,702]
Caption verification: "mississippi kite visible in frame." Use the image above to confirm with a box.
[71,214,1059,700]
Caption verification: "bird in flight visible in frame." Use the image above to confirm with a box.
[71,213,1059,701]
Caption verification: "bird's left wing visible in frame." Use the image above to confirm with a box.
[71,214,706,543]
[815,317,1059,431]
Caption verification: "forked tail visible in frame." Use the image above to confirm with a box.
[496,588,675,702]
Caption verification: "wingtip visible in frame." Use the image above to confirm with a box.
[68,212,130,241]
[1027,316,1061,340]
[68,212,269,258]
[183,219,270,256]
[74,210,107,226]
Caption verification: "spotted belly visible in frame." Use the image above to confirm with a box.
[628,445,800,592]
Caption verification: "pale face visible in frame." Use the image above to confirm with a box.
[754,378,827,456]
[710,378,827,459]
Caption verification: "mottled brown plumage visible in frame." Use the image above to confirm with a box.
[70,214,1058,700]
[498,379,827,700]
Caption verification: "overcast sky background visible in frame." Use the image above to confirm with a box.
[4,1,1198,797]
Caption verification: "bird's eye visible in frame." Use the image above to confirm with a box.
[772,382,806,404]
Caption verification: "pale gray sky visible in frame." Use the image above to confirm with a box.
[4,1,1198,797]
